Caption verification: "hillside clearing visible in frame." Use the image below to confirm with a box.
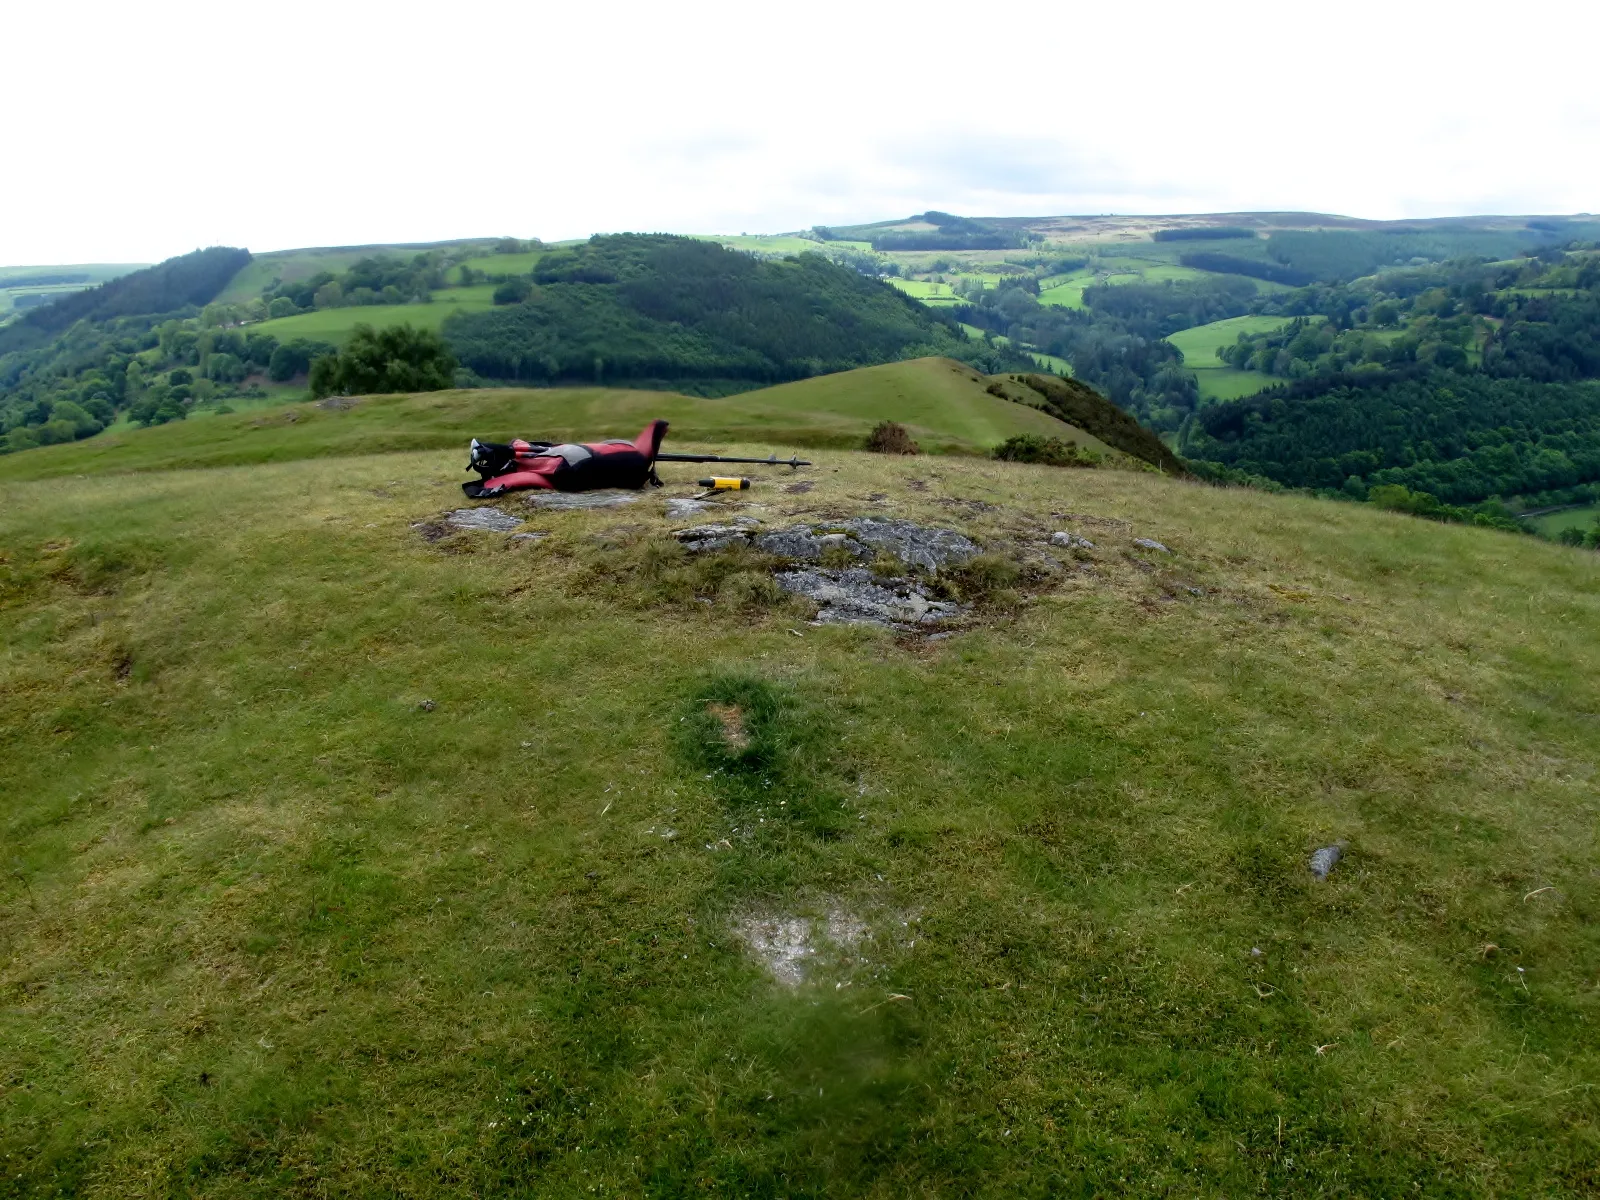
[1168,315,1299,403]
[244,285,499,343]
[1525,502,1600,538]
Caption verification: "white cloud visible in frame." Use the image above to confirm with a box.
[3,0,1596,264]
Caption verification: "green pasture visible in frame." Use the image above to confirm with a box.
[1195,367,1276,402]
[3,405,1599,1193]
[242,286,498,345]
[215,250,395,305]
[1167,315,1299,369]
[701,235,854,256]
[1168,316,1293,403]
[1525,502,1600,539]
[217,243,497,305]
[1027,351,1073,376]
[1039,280,1087,309]
[459,251,544,277]
[890,278,958,300]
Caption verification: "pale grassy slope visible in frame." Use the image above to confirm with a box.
[747,357,1111,452]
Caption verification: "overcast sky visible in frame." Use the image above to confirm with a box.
[6,0,1597,265]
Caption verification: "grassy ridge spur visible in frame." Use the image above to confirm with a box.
[1,387,1598,1194]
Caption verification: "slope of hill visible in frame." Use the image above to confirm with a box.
[0,247,250,357]
[0,359,1095,481]
[2,407,1597,1194]
[0,263,148,326]
[738,357,1113,454]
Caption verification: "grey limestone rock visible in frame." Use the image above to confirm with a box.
[775,567,964,628]
[1309,842,1347,881]
[445,507,524,533]
[838,517,978,570]
[674,524,756,552]
[1050,531,1095,550]
[664,498,716,518]
[1132,538,1171,553]
[525,490,642,510]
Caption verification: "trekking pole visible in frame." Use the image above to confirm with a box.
[655,452,811,469]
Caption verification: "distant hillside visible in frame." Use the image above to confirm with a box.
[0,263,148,327]
[442,234,1017,387]
[0,248,249,357]
[816,211,1033,252]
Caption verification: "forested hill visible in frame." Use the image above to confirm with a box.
[1188,372,1600,503]
[442,235,1008,387]
[1177,248,1600,520]
[0,248,250,357]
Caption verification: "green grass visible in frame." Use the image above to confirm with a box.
[1167,316,1297,403]
[1194,366,1276,402]
[1525,502,1600,538]
[743,357,1102,452]
[243,287,498,344]
[458,251,544,277]
[1027,351,1073,376]
[0,359,1090,482]
[699,235,848,256]
[1168,315,1299,370]
[215,243,499,305]
[1038,281,1088,309]
[3,412,1599,1194]
[889,279,960,303]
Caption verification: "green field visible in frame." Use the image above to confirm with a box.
[214,250,397,306]
[1167,315,1298,403]
[459,251,544,277]
[1027,351,1073,376]
[243,286,498,344]
[888,278,961,305]
[1038,280,1088,309]
[1525,503,1600,539]
[701,234,868,256]
[215,243,497,306]
[1167,315,1298,369]
[3,379,1598,1193]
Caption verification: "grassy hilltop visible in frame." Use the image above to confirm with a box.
[2,378,1598,1195]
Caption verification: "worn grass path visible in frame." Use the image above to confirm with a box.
[2,440,1598,1196]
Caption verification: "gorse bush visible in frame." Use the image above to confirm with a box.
[865,421,919,455]
[993,433,1101,467]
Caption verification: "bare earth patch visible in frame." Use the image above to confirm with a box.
[732,906,870,987]
[706,702,749,751]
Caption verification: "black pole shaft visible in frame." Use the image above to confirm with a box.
[654,453,811,466]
